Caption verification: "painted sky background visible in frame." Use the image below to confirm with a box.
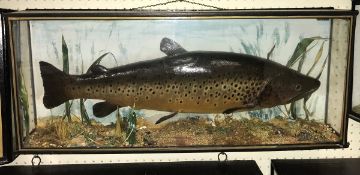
[24,18,331,124]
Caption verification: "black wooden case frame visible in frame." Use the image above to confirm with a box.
[349,0,360,122]
[0,9,15,165]
[1,9,358,155]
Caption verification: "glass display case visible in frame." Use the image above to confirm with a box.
[1,10,356,154]
[350,3,360,121]
[0,12,3,162]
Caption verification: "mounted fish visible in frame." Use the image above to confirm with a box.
[5,11,355,151]
[40,38,320,124]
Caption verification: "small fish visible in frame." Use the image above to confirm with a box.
[40,37,320,123]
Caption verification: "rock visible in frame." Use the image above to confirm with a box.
[139,126,147,130]
[297,130,311,141]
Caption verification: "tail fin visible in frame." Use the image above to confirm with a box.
[39,61,73,109]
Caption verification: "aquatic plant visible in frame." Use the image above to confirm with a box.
[54,119,70,140]
[19,69,30,136]
[62,35,72,122]
[79,60,91,125]
[122,107,137,145]
[286,37,328,120]
[86,52,117,72]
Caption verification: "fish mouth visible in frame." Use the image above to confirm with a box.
[288,80,321,103]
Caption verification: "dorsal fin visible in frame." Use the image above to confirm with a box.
[160,37,187,56]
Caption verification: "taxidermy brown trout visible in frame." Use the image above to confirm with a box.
[40,38,320,123]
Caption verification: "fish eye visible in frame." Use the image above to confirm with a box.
[295,84,302,91]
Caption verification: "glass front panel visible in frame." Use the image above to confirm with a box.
[0,13,3,158]
[353,5,360,116]
[8,15,352,150]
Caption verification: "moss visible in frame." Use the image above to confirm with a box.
[24,116,340,148]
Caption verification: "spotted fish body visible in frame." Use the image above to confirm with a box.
[40,38,320,118]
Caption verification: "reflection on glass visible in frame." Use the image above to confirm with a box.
[353,6,360,115]
[0,13,3,157]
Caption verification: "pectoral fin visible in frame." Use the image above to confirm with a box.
[155,112,178,124]
[160,37,187,56]
[93,101,118,118]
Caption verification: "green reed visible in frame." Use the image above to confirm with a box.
[62,35,72,122]
[19,69,30,136]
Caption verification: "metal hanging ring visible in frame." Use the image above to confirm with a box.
[31,154,41,166]
[218,152,228,162]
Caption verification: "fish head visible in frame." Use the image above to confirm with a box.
[259,70,321,107]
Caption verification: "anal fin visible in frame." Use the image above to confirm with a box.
[93,101,118,118]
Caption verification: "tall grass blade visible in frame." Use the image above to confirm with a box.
[51,42,60,61]
[306,41,325,76]
[286,37,317,67]
[256,22,263,43]
[62,35,72,122]
[124,108,137,145]
[303,100,311,120]
[19,69,30,136]
[289,101,302,120]
[250,44,258,56]
[297,49,306,72]
[79,60,91,125]
[284,22,290,44]
[240,41,252,55]
[314,55,329,81]
[80,98,90,125]
[86,52,117,74]
[267,44,276,60]
[272,28,280,46]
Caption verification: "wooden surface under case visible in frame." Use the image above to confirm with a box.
[0,160,262,175]
[271,158,360,175]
